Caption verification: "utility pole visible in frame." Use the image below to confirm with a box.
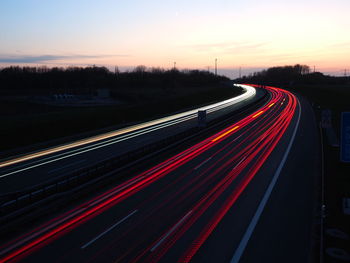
[215,58,218,76]
[344,69,347,77]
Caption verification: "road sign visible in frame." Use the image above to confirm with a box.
[340,112,350,162]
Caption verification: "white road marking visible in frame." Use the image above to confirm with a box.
[0,176,145,257]
[145,141,208,176]
[48,160,86,173]
[194,157,212,170]
[81,210,138,249]
[0,205,86,257]
[230,99,301,263]
[233,134,243,142]
[146,160,175,176]
[232,157,246,171]
[150,210,192,252]
[87,176,145,208]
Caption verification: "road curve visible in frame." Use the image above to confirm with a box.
[0,85,317,263]
[0,85,257,193]
[0,85,256,170]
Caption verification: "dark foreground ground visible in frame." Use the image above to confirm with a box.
[322,135,350,262]
[296,84,350,262]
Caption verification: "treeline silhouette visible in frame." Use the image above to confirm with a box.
[0,66,229,94]
[235,64,350,110]
[236,64,349,86]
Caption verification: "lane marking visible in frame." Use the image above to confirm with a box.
[0,177,145,256]
[48,160,86,174]
[230,98,301,263]
[232,157,247,171]
[146,159,177,176]
[145,148,196,176]
[194,157,212,170]
[87,176,145,208]
[233,134,243,142]
[150,211,192,252]
[0,205,86,256]
[81,210,138,249]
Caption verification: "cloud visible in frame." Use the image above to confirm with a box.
[327,41,350,48]
[0,54,130,63]
[267,53,313,62]
[185,41,268,54]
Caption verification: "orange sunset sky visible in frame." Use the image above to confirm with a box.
[1,0,349,78]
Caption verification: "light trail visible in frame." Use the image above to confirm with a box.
[0,85,297,263]
[211,126,240,142]
[179,91,297,263]
[252,110,264,118]
[0,85,255,171]
[132,87,296,262]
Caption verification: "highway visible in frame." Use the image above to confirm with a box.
[0,84,257,193]
[0,85,320,262]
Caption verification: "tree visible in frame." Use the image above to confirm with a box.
[133,65,147,73]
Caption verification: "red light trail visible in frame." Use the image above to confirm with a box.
[0,85,298,263]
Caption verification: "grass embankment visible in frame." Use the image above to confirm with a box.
[0,83,242,154]
[289,83,350,261]
[288,83,350,191]
[290,84,350,109]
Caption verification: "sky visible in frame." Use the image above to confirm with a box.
[1,0,350,78]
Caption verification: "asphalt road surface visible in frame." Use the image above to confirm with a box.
[0,85,319,263]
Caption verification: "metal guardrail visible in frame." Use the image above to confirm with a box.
[0,128,197,213]
[0,90,268,220]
